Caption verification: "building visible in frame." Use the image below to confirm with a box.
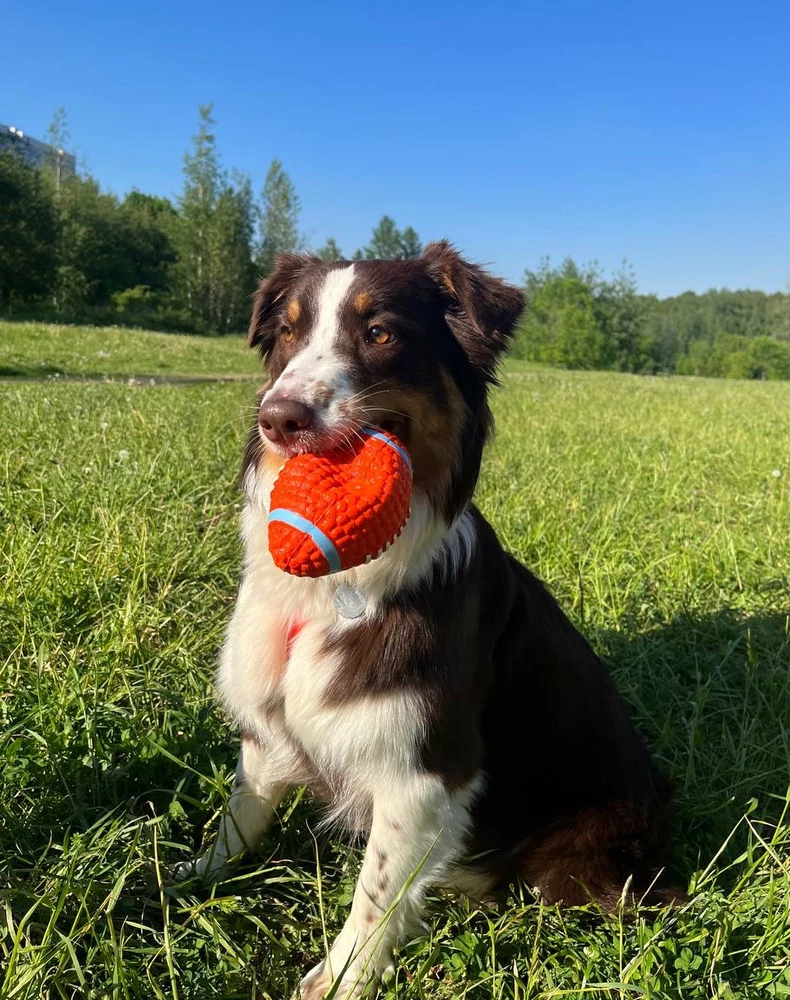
[0,123,76,181]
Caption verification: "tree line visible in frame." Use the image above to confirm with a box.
[2,105,789,379]
[514,259,790,380]
[0,105,423,334]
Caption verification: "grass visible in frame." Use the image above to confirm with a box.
[1,321,789,999]
[0,320,258,379]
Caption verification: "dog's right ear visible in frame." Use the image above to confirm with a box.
[422,241,525,384]
[248,254,314,352]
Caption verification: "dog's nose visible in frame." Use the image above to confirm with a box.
[259,397,314,445]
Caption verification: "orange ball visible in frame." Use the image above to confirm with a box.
[268,429,412,577]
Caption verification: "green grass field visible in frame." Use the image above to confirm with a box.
[0,321,258,380]
[1,321,789,999]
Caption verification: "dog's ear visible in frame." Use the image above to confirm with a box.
[422,240,525,381]
[248,254,315,351]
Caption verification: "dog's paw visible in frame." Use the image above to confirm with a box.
[299,959,371,1000]
[299,960,332,1000]
[173,859,197,882]
[172,849,227,883]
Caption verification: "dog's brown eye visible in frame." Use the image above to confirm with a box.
[279,325,294,343]
[367,326,392,346]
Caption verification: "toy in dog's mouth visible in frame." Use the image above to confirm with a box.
[268,427,413,577]
[377,416,410,446]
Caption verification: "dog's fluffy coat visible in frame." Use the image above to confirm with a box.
[181,244,674,999]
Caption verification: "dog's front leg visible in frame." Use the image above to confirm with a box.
[300,774,477,1000]
[175,730,294,879]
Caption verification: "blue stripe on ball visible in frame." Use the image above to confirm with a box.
[268,508,342,574]
[360,427,413,473]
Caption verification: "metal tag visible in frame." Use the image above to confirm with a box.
[333,584,367,619]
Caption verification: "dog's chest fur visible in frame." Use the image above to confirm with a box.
[217,477,476,831]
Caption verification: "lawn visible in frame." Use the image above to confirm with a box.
[1,322,789,999]
[0,320,258,379]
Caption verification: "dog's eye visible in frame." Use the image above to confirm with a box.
[367,326,392,346]
[279,325,294,343]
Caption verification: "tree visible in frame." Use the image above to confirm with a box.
[55,174,134,310]
[118,191,177,293]
[0,153,59,307]
[171,105,256,331]
[211,172,255,331]
[515,257,657,371]
[316,237,343,261]
[399,226,422,259]
[360,216,404,259]
[355,216,423,259]
[172,104,222,326]
[515,259,611,368]
[44,107,71,193]
[256,159,302,276]
[595,263,649,372]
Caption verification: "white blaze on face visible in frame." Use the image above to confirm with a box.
[263,264,356,429]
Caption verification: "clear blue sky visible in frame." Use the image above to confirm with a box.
[4,0,789,297]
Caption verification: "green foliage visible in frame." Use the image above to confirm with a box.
[517,258,790,379]
[316,236,344,261]
[256,158,303,276]
[56,175,142,309]
[1,345,789,996]
[43,105,73,190]
[399,225,423,259]
[677,333,790,380]
[518,263,608,368]
[357,215,423,259]
[0,153,60,307]
[171,105,256,333]
[362,214,403,258]
[4,102,790,371]
[119,190,177,293]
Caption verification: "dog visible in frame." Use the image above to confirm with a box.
[177,242,675,999]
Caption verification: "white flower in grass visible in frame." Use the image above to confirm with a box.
[118,449,130,462]
[771,469,782,478]
[100,422,109,431]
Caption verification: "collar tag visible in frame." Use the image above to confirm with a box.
[333,585,367,620]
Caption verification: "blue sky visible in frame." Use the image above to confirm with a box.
[4,0,789,296]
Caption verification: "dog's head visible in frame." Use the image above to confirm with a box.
[245,242,524,521]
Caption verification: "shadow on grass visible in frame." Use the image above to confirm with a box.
[0,362,66,377]
[597,606,790,875]
[2,606,788,915]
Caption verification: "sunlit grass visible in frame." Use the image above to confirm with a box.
[1,328,789,997]
[0,320,258,379]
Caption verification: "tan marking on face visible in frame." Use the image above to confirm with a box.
[286,299,300,324]
[354,291,372,314]
[263,448,287,476]
[442,274,457,298]
[361,372,467,513]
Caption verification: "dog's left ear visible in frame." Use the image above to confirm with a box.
[248,253,315,352]
[423,240,525,381]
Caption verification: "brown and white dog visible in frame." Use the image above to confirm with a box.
[178,243,674,999]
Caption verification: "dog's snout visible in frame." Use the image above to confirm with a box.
[259,397,314,445]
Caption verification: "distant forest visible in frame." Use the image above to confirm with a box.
[2,105,789,380]
[517,259,790,379]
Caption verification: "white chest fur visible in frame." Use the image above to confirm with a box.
[215,481,476,824]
